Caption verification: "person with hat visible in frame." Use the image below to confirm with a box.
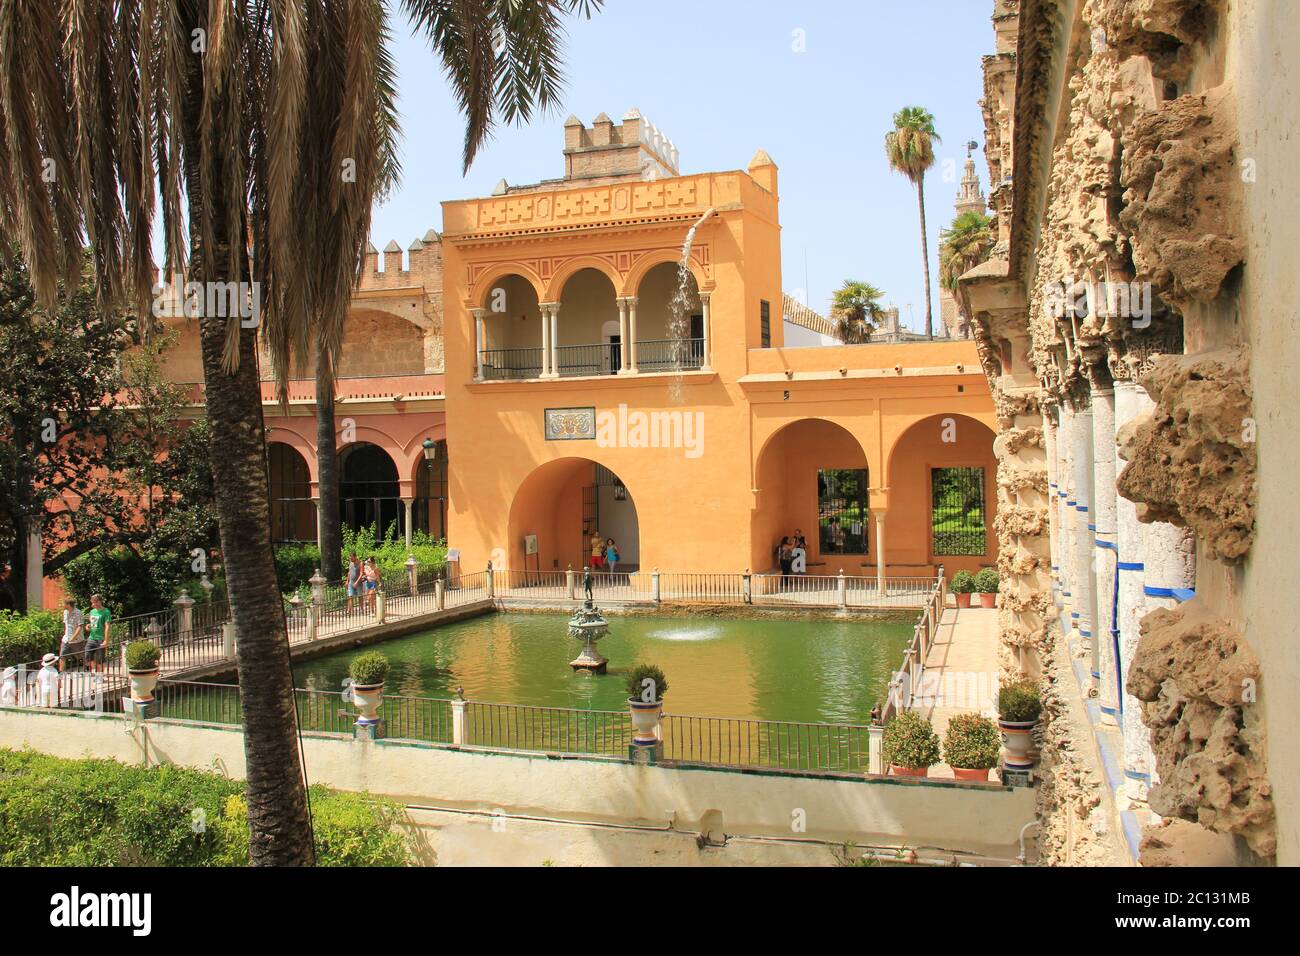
[0,666,17,707]
[59,597,84,672]
[37,653,61,708]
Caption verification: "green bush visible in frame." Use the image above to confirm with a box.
[0,749,413,866]
[625,662,668,701]
[942,713,1001,770]
[125,640,160,671]
[341,523,446,581]
[0,610,62,667]
[949,570,976,594]
[349,651,389,686]
[998,680,1042,723]
[882,711,941,769]
[974,568,1000,594]
[62,546,219,619]
[273,544,322,593]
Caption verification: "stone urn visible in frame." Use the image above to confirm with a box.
[127,668,161,703]
[998,718,1037,769]
[628,698,663,745]
[568,600,609,673]
[352,682,385,725]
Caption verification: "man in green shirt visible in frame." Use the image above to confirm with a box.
[84,594,112,673]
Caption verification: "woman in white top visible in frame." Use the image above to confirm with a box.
[60,598,84,672]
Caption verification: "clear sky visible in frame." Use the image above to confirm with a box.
[371,0,992,332]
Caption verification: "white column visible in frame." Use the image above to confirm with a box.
[874,510,887,595]
[1071,405,1097,695]
[471,308,485,380]
[1057,402,1075,626]
[25,517,42,610]
[549,302,560,377]
[403,498,414,550]
[617,298,631,373]
[699,291,713,371]
[540,303,553,378]
[1091,386,1119,725]
[1114,381,1152,800]
[627,297,639,372]
[314,499,323,547]
[1044,410,1061,602]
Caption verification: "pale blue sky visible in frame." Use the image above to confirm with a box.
[372,0,991,332]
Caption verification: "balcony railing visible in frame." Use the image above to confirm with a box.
[480,338,704,381]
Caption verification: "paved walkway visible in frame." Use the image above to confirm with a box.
[912,605,1000,781]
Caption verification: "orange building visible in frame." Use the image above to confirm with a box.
[439,111,999,580]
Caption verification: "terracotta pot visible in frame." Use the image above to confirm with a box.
[999,718,1037,769]
[954,592,972,608]
[978,592,997,608]
[628,697,663,745]
[352,682,384,725]
[952,767,991,782]
[890,764,929,778]
[127,667,160,703]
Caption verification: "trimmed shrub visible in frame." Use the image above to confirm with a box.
[0,750,413,866]
[998,680,1043,723]
[273,544,322,593]
[882,711,941,769]
[349,651,390,686]
[0,611,62,667]
[341,523,446,581]
[949,570,976,594]
[625,663,668,701]
[974,568,1000,594]
[942,713,1001,770]
[62,546,220,619]
[125,640,160,671]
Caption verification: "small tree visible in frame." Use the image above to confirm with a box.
[626,663,668,702]
[882,711,941,769]
[829,280,886,344]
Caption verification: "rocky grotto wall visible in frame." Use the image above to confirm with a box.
[963,0,1275,863]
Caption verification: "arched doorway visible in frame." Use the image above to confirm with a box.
[267,442,314,543]
[751,419,872,573]
[414,439,449,541]
[506,458,639,574]
[339,442,401,539]
[634,261,703,371]
[480,273,543,380]
[885,413,998,574]
[556,267,619,376]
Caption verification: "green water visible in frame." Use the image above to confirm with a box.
[289,611,913,724]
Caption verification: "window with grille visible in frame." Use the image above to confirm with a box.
[931,466,987,555]
[817,469,868,553]
[760,299,771,348]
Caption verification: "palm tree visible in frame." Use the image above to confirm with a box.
[0,0,598,865]
[884,107,941,339]
[939,210,994,293]
[829,280,887,344]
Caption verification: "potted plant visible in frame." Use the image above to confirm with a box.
[349,651,390,725]
[882,711,941,778]
[124,640,161,702]
[626,663,668,746]
[950,570,976,608]
[974,568,999,608]
[942,712,1001,782]
[997,679,1042,770]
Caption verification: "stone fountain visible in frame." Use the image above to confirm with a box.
[569,568,609,673]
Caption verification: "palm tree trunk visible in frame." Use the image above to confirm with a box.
[917,181,934,339]
[315,337,342,582]
[177,6,313,865]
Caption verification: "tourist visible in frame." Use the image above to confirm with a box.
[605,538,620,576]
[589,528,604,570]
[793,528,807,551]
[363,558,380,612]
[776,536,793,585]
[346,553,362,613]
[84,594,111,674]
[59,598,84,672]
[829,517,846,552]
[791,529,807,575]
[37,653,60,708]
[0,666,16,707]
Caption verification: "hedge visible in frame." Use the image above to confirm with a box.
[0,749,414,866]
[0,610,62,668]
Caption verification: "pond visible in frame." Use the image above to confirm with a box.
[289,610,914,724]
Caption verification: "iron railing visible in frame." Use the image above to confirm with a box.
[635,337,704,372]
[879,566,946,723]
[480,346,543,380]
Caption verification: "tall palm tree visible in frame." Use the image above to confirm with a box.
[829,280,887,344]
[0,0,598,865]
[939,210,994,293]
[884,106,941,339]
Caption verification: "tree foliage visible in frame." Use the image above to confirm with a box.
[829,280,887,344]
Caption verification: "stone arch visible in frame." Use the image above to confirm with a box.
[624,250,708,297]
[265,424,318,482]
[751,418,873,572]
[477,272,544,370]
[338,441,403,539]
[632,260,704,352]
[506,457,640,573]
[554,268,619,373]
[267,441,315,543]
[543,255,621,302]
[471,262,545,309]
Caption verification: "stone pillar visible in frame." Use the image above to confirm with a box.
[1057,402,1075,626]
[873,510,887,596]
[451,691,468,746]
[699,291,713,371]
[837,569,847,609]
[471,307,485,380]
[616,298,631,373]
[314,498,323,547]
[406,554,418,595]
[403,499,414,550]
[549,303,560,377]
[222,622,236,659]
[435,578,445,610]
[25,517,42,611]
[173,589,195,639]
[1044,411,1060,599]
[627,297,640,372]
[1114,381,1152,799]
[1090,386,1119,725]
[868,723,884,775]
[1071,406,1096,687]
[539,303,553,378]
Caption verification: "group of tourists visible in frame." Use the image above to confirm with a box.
[587,529,621,575]
[1,594,112,710]
[57,594,112,673]
[774,529,809,583]
[344,553,382,613]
